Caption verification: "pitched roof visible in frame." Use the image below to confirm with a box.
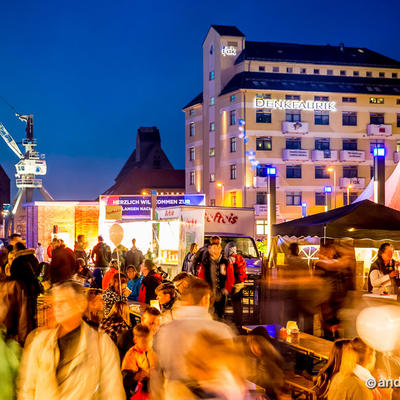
[182,92,203,109]
[210,25,245,37]
[236,41,400,68]
[220,71,400,96]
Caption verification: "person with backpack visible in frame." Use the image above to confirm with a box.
[138,260,162,304]
[92,236,112,271]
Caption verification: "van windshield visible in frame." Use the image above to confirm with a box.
[206,236,259,259]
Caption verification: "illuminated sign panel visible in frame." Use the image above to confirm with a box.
[255,98,336,112]
[221,46,237,56]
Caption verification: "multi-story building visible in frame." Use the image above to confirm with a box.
[183,25,400,234]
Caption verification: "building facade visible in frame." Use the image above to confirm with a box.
[183,25,400,234]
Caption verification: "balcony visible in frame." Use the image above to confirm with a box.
[253,176,268,188]
[394,152,400,163]
[367,124,392,137]
[311,150,338,162]
[339,150,365,162]
[339,177,365,189]
[282,149,309,161]
[253,204,267,216]
[282,121,309,135]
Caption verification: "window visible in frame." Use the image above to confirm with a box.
[393,73,398,78]
[256,164,272,177]
[327,69,333,75]
[314,96,329,101]
[256,109,271,123]
[343,192,358,205]
[209,173,215,182]
[379,72,385,78]
[343,139,357,150]
[286,95,300,100]
[189,122,195,136]
[286,192,302,206]
[189,147,195,161]
[210,199,216,207]
[230,137,237,152]
[370,140,384,154]
[366,71,372,77]
[259,66,265,72]
[256,137,272,151]
[256,220,268,235]
[189,171,195,186]
[230,110,236,125]
[231,95,236,102]
[285,109,301,122]
[314,111,329,125]
[286,137,301,149]
[397,99,400,105]
[353,71,359,76]
[342,112,357,126]
[210,97,215,105]
[315,138,330,151]
[287,67,293,73]
[397,114,400,128]
[189,109,195,116]
[209,71,215,80]
[342,97,357,103]
[397,141,400,153]
[210,45,214,55]
[340,70,346,76]
[230,192,237,207]
[256,192,267,204]
[314,69,320,74]
[286,165,302,179]
[369,97,384,104]
[256,93,271,99]
[343,165,358,178]
[230,164,237,180]
[272,66,279,72]
[370,113,385,124]
[209,148,215,157]
[300,68,306,74]
[315,166,330,179]
[210,122,215,131]
[315,192,326,206]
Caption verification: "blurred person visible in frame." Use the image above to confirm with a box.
[191,242,211,276]
[6,233,22,253]
[0,247,8,276]
[172,272,192,295]
[102,259,120,290]
[17,280,125,399]
[74,234,88,265]
[127,265,143,301]
[138,260,163,304]
[92,236,112,271]
[103,273,129,316]
[287,242,310,275]
[368,243,399,294]
[35,242,44,263]
[11,242,40,278]
[46,237,59,260]
[121,324,153,399]
[224,241,247,330]
[112,243,128,273]
[313,339,351,400]
[125,239,145,273]
[74,257,92,284]
[83,288,104,329]
[49,244,77,284]
[327,337,376,400]
[182,243,198,274]
[155,282,178,323]
[198,236,234,319]
[141,306,161,335]
[92,267,104,289]
[151,277,235,399]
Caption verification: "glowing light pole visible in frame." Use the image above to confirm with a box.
[327,167,336,208]
[346,184,353,205]
[324,185,332,211]
[266,167,277,255]
[216,182,224,206]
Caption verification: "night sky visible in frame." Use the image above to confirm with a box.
[0,0,399,200]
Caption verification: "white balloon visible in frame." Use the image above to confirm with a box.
[356,306,400,353]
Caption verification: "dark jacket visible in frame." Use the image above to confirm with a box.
[92,241,111,269]
[138,271,162,304]
[125,248,144,272]
[50,246,77,284]
[368,256,396,293]
[182,252,195,274]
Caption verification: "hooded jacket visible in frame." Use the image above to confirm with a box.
[138,270,163,304]
[223,242,247,285]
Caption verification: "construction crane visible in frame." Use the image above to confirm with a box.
[0,114,53,222]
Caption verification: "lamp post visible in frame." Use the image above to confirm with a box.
[324,185,333,211]
[216,182,224,206]
[327,167,336,208]
[346,184,353,205]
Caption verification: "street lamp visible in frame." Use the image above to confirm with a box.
[216,182,224,206]
[347,184,353,205]
[327,167,336,208]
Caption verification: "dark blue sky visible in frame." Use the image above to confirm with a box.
[0,0,399,200]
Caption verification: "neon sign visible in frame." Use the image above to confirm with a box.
[255,98,336,111]
[221,46,237,56]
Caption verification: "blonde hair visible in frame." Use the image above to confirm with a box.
[338,342,357,376]
[108,301,131,326]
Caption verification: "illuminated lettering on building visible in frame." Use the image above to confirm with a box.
[255,98,337,112]
[221,46,237,56]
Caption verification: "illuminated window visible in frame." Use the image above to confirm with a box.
[314,111,329,125]
[209,173,215,182]
[256,220,268,235]
[256,109,271,123]
[189,147,195,161]
[342,112,357,126]
[315,166,329,179]
[209,71,215,80]
[256,137,272,151]
[231,95,236,102]
[189,171,195,186]
[189,123,195,136]
[230,164,237,180]
[286,192,302,206]
[210,122,215,131]
[259,66,265,72]
[396,141,400,152]
[286,165,302,179]
[230,110,236,125]
[315,192,326,206]
[210,97,215,105]
[230,137,237,152]
[230,192,237,207]
[369,97,384,104]
[209,148,215,157]
[370,113,384,124]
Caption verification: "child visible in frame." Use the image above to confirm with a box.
[121,324,153,399]
[126,265,143,301]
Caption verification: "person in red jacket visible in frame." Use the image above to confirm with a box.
[224,242,248,330]
[102,260,120,290]
[138,260,163,304]
[197,236,234,319]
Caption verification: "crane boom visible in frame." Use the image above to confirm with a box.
[0,122,24,159]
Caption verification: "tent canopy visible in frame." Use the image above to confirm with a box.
[272,200,400,240]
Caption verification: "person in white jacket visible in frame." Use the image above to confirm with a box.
[18,280,125,400]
